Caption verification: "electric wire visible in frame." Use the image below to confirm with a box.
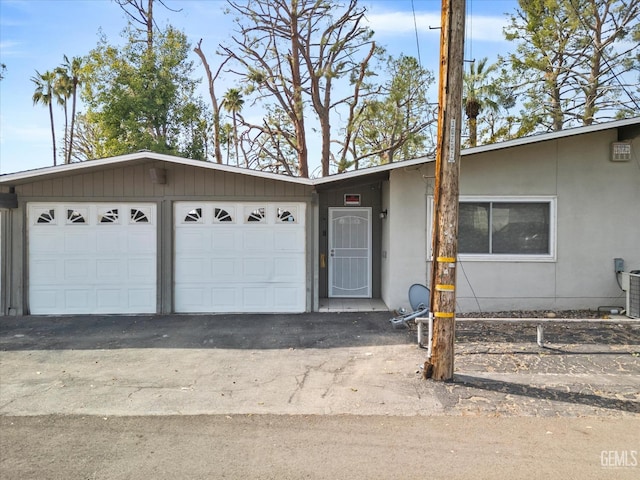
[566,0,640,113]
[411,0,422,66]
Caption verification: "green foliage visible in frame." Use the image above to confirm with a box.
[503,0,640,131]
[346,54,435,169]
[81,25,208,159]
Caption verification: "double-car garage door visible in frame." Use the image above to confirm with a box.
[27,202,306,314]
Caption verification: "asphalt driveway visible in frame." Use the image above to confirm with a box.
[1,312,639,417]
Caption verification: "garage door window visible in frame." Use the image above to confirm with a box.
[36,209,56,224]
[67,208,87,224]
[98,208,119,224]
[184,208,203,223]
[214,207,233,223]
[277,207,297,223]
[246,207,266,223]
[130,208,150,223]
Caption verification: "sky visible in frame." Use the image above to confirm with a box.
[0,0,519,175]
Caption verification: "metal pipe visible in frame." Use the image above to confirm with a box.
[427,312,434,359]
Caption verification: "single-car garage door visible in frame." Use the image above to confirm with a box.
[28,203,157,314]
[174,202,306,313]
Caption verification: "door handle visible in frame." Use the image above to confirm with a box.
[330,249,334,257]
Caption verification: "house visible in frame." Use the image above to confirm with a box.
[0,117,638,316]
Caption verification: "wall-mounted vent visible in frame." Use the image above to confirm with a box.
[611,142,631,162]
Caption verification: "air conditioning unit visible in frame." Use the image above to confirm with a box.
[621,272,640,318]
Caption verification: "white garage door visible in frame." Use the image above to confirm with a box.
[28,203,157,314]
[174,202,306,313]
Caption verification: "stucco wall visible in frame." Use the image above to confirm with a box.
[382,164,433,311]
[384,129,640,313]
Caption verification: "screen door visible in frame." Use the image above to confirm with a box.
[328,207,371,298]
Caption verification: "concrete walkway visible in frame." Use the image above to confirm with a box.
[1,312,639,418]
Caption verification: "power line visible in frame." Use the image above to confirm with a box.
[411,0,422,66]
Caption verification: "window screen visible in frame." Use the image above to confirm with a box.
[458,201,550,255]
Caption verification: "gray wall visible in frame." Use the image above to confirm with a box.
[384,129,640,312]
[318,182,384,298]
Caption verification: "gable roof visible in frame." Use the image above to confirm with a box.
[0,151,314,186]
[1,117,638,187]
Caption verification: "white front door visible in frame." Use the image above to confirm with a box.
[328,207,371,298]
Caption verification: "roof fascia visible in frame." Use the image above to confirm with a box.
[0,151,313,186]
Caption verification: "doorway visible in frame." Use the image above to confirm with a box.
[328,207,372,298]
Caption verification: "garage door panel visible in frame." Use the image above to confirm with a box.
[242,258,269,280]
[274,286,304,308]
[96,289,121,309]
[30,259,58,283]
[212,287,237,308]
[175,286,208,311]
[96,259,123,281]
[64,259,92,281]
[176,257,208,280]
[128,288,155,308]
[97,230,126,253]
[212,259,236,280]
[243,287,268,308]
[30,232,60,253]
[211,230,237,250]
[28,203,157,314]
[175,202,306,313]
[29,289,57,310]
[128,258,156,280]
[178,230,210,252]
[127,230,156,254]
[274,230,305,251]
[273,257,304,280]
[65,231,94,252]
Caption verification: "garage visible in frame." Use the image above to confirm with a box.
[174,202,306,313]
[28,203,157,314]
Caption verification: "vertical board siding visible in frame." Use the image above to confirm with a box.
[14,161,313,200]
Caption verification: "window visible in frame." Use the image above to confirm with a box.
[36,209,56,224]
[99,209,119,224]
[457,198,554,259]
[246,207,266,223]
[184,208,202,223]
[214,207,233,223]
[66,208,87,224]
[277,207,296,223]
[130,208,150,223]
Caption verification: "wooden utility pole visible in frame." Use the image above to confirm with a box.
[427,0,465,381]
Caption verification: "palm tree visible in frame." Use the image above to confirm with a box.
[60,56,83,163]
[463,58,499,147]
[222,88,244,167]
[54,66,72,162]
[31,70,59,166]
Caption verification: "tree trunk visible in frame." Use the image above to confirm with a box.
[290,1,309,178]
[194,40,224,164]
[68,80,78,163]
[48,101,57,167]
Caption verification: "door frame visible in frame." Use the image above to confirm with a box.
[328,207,372,298]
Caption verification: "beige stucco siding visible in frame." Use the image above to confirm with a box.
[382,165,432,311]
[384,129,640,312]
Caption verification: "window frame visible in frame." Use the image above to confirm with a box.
[428,195,557,262]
